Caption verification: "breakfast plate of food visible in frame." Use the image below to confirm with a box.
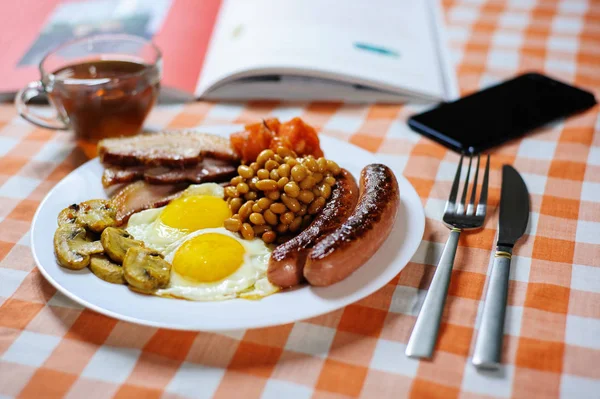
[31,118,425,331]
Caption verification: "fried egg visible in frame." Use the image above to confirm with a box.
[126,183,231,252]
[156,228,279,301]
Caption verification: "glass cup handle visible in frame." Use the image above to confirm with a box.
[15,81,69,130]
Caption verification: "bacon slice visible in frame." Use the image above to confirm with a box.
[98,132,238,167]
[102,166,145,187]
[143,159,237,185]
[101,159,237,187]
[110,181,188,224]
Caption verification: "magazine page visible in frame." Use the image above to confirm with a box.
[0,0,221,95]
[197,0,450,100]
[203,76,420,103]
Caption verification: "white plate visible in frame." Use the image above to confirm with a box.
[31,126,425,331]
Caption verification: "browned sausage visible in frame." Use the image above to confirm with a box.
[304,164,400,286]
[267,169,359,287]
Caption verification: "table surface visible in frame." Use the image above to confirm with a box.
[1,1,599,398]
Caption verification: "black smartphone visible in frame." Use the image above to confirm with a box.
[408,72,597,154]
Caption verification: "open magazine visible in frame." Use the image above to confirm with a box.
[0,0,457,103]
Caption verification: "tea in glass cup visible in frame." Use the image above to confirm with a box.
[16,34,161,142]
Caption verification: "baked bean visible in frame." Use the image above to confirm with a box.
[277,164,290,178]
[308,197,326,214]
[324,175,336,186]
[231,176,244,186]
[304,157,318,172]
[253,224,271,235]
[276,223,289,233]
[238,201,254,221]
[297,204,308,216]
[249,162,259,171]
[224,217,241,232]
[257,149,275,164]
[319,183,332,199]
[262,231,277,244]
[236,182,249,194]
[312,187,321,196]
[277,177,289,189]
[250,212,265,225]
[298,190,314,204]
[238,165,254,179]
[264,209,278,225]
[284,157,298,167]
[284,182,300,198]
[270,169,280,180]
[274,154,283,163]
[313,172,323,183]
[317,157,328,173]
[265,160,279,171]
[277,146,294,158]
[281,194,301,212]
[252,203,262,213]
[326,160,340,175]
[244,192,257,201]
[280,212,295,225]
[230,198,243,214]
[257,197,272,210]
[241,223,255,239]
[249,176,259,190]
[256,180,278,191]
[300,176,316,190]
[270,203,287,214]
[257,169,270,179]
[289,216,303,232]
[266,190,281,200]
[224,186,239,198]
[291,165,308,182]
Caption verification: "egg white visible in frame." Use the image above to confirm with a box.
[126,183,225,252]
[156,227,279,301]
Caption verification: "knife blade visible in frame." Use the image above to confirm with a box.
[498,165,530,247]
[472,165,530,369]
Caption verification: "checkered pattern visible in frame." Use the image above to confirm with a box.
[1,1,599,398]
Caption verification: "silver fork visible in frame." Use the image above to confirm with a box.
[405,154,490,359]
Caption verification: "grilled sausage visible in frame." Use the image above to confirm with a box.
[267,169,359,287]
[304,164,399,286]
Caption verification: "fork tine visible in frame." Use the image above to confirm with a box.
[476,155,490,216]
[445,155,464,214]
[457,156,472,214]
[466,155,480,215]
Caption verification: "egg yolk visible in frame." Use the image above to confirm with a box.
[173,233,245,282]
[160,195,231,231]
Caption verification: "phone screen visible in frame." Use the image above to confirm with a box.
[408,73,597,154]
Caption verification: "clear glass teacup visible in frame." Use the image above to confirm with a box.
[16,34,161,142]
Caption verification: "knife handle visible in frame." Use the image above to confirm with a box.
[472,248,512,369]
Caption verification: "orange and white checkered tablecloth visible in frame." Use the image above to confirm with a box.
[1,1,599,398]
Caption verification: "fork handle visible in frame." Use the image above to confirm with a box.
[472,247,512,369]
[405,228,460,359]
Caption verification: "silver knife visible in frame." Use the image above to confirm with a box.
[472,165,529,369]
